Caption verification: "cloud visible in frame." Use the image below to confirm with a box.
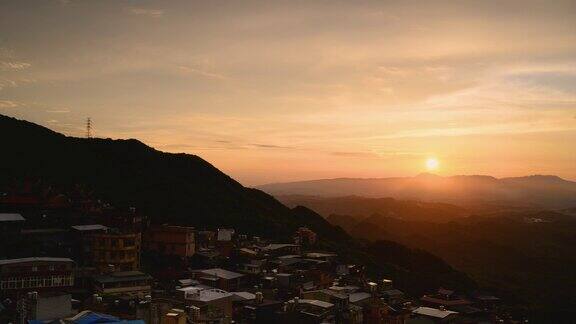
[330,151,377,158]
[0,100,19,108]
[0,61,31,71]
[126,8,164,18]
[250,144,294,149]
[178,65,229,81]
[46,108,71,113]
[0,78,36,91]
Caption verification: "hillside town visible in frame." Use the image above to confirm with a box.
[0,183,509,324]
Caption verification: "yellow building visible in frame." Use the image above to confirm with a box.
[92,231,141,272]
[162,308,188,324]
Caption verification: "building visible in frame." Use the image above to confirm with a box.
[196,231,216,249]
[216,229,235,257]
[0,213,25,257]
[92,230,141,272]
[261,244,300,257]
[410,306,459,323]
[278,297,336,323]
[420,289,471,310]
[0,257,75,296]
[294,227,317,246]
[18,291,73,322]
[162,308,188,324]
[65,310,146,324]
[382,289,405,306]
[93,271,152,298]
[239,295,284,324]
[144,225,195,257]
[0,213,25,232]
[195,268,245,291]
[184,288,234,324]
[71,224,109,266]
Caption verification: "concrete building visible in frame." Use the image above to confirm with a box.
[71,224,109,266]
[92,231,141,272]
[195,268,245,291]
[0,213,25,232]
[18,291,73,322]
[410,306,459,323]
[144,225,195,257]
[93,271,152,298]
[184,288,234,324]
[162,308,188,324]
[0,257,75,296]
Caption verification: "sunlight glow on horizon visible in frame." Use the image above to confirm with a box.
[426,158,440,172]
[1,1,575,185]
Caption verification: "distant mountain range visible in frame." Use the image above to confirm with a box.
[259,173,576,209]
[278,195,470,223]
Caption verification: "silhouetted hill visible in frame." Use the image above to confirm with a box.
[0,115,332,238]
[258,173,576,209]
[0,114,475,297]
[328,210,576,317]
[278,195,469,223]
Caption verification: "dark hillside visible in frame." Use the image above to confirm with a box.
[0,114,475,298]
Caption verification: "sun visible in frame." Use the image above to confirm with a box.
[425,158,439,171]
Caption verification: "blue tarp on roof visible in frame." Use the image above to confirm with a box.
[73,312,145,324]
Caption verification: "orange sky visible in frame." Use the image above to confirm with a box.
[1,1,575,185]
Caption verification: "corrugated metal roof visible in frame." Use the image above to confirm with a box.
[93,271,152,284]
[0,213,25,222]
[413,306,458,319]
[232,291,256,300]
[186,288,233,302]
[0,257,74,265]
[348,292,371,303]
[69,310,145,324]
[299,299,334,309]
[199,268,244,280]
[71,224,108,231]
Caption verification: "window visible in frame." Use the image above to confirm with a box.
[49,265,55,271]
[31,266,38,272]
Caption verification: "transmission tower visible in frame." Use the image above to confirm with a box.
[86,117,92,138]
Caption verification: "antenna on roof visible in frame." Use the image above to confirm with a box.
[86,117,92,138]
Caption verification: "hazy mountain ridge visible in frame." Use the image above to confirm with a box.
[259,173,576,209]
[278,195,470,223]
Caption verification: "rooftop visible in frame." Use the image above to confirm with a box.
[231,291,256,301]
[94,271,152,284]
[71,224,108,231]
[305,252,337,258]
[262,243,299,251]
[186,288,233,302]
[421,295,471,306]
[413,306,458,319]
[217,228,234,241]
[298,299,334,309]
[198,268,244,280]
[0,257,74,265]
[0,213,25,222]
[349,292,371,303]
[382,289,404,297]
